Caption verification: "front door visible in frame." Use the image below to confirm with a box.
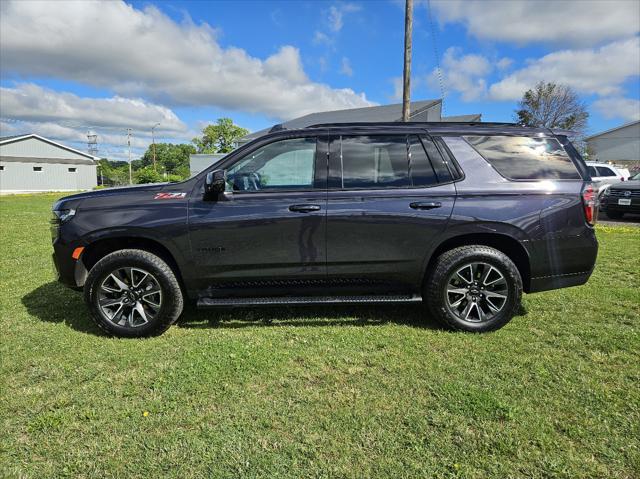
[326,133,455,291]
[189,135,327,295]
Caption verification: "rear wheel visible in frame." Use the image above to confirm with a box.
[84,249,183,337]
[425,245,522,332]
[605,210,624,220]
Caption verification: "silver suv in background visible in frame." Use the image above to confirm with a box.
[586,161,631,195]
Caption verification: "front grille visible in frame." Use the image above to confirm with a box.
[608,189,640,198]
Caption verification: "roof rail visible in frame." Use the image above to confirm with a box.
[305,121,518,129]
[269,123,286,132]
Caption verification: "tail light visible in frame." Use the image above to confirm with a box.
[582,183,597,226]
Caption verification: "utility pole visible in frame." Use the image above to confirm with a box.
[127,128,133,185]
[402,0,413,122]
[151,122,160,171]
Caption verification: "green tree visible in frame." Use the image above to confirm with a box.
[97,158,130,186]
[192,118,249,154]
[139,143,196,179]
[134,165,164,184]
[515,82,588,132]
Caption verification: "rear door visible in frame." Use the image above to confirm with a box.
[325,132,456,291]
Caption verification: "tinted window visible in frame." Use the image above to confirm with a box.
[464,136,580,180]
[340,135,409,188]
[596,166,616,177]
[422,136,452,183]
[227,137,316,191]
[588,166,597,176]
[408,136,437,187]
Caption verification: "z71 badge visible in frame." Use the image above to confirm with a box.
[154,192,187,200]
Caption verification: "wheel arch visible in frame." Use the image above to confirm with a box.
[425,232,532,292]
[81,235,186,291]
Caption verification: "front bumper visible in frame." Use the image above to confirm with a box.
[601,194,640,214]
[52,240,88,289]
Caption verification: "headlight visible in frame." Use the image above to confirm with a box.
[51,209,76,242]
[52,209,76,222]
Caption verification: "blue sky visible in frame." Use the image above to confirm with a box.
[1,0,639,160]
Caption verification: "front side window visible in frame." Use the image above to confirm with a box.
[226,137,316,191]
[588,166,598,177]
[464,136,580,180]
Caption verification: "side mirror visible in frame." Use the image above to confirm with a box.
[204,169,226,200]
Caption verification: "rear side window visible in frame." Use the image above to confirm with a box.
[340,135,409,188]
[464,136,581,180]
[596,166,616,177]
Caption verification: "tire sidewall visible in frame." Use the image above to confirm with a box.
[84,251,182,337]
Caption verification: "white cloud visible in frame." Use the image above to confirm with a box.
[593,97,640,122]
[430,0,640,46]
[313,31,333,46]
[0,0,372,120]
[327,3,361,32]
[340,57,353,77]
[390,77,403,102]
[488,37,640,100]
[496,58,513,71]
[428,47,491,101]
[1,84,187,134]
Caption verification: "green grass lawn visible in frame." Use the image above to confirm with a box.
[1,193,639,479]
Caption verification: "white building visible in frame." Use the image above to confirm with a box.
[585,120,640,168]
[0,134,98,193]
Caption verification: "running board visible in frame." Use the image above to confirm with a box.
[197,294,422,308]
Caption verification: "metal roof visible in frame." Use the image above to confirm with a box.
[584,120,640,141]
[239,100,443,143]
[0,133,98,161]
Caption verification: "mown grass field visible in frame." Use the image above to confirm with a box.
[1,193,639,478]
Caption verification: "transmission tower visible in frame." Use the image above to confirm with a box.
[87,130,98,157]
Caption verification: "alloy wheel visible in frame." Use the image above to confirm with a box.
[445,262,508,323]
[97,267,162,328]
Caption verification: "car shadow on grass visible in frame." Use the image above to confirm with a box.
[23,281,442,335]
[22,281,103,335]
[178,303,442,330]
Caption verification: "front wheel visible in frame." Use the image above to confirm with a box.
[84,249,184,337]
[424,246,522,332]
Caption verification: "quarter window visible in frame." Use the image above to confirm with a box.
[408,136,437,187]
[227,137,316,191]
[464,136,580,180]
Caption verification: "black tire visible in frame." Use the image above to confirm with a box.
[84,249,184,337]
[605,210,624,220]
[424,245,522,332]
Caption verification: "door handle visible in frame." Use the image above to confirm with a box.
[410,201,442,210]
[289,204,321,213]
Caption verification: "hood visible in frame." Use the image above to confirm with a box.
[53,183,172,211]
[609,180,640,191]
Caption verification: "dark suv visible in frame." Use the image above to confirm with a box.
[51,122,598,337]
